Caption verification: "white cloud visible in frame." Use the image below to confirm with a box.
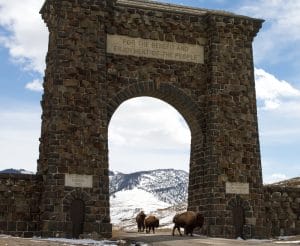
[239,0,300,65]
[25,79,43,92]
[109,97,191,148]
[256,68,300,145]
[255,68,300,110]
[0,0,48,74]
[108,97,191,172]
[255,68,300,180]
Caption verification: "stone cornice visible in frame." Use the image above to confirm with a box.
[117,0,263,22]
[117,0,208,15]
[40,0,264,24]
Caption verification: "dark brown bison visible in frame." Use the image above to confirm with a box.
[144,215,159,234]
[172,211,204,236]
[136,211,146,232]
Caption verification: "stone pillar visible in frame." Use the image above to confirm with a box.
[203,14,265,238]
[39,0,113,238]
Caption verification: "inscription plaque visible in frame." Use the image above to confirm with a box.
[107,34,204,64]
[65,174,93,188]
[226,182,249,194]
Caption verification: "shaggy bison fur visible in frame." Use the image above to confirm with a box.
[172,211,204,236]
[144,215,159,234]
[136,211,146,232]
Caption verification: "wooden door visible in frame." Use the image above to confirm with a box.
[232,205,245,238]
[70,199,85,239]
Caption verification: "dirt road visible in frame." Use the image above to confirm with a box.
[0,232,300,246]
[114,231,300,246]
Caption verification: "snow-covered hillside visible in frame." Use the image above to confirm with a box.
[109,169,188,205]
[109,169,188,229]
[111,188,187,231]
[110,188,171,226]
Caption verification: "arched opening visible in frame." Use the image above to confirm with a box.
[108,96,192,230]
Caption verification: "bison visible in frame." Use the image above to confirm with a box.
[136,211,146,232]
[144,215,159,234]
[172,211,204,236]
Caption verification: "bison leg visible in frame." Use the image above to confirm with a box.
[185,226,194,236]
[176,225,182,236]
[178,226,182,236]
[172,225,176,236]
[173,225,182,236]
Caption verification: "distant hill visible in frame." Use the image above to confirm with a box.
[109,169,188,205]
[0,168,34,174]
[267,177,300,188]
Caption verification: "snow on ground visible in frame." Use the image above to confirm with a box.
[275,236,300,244]
[275,242,300,244]
[20,169,35,174]
[110,187,171,226]
[110,187,187,231]
[151,203,187,229]
[42,238,123,245]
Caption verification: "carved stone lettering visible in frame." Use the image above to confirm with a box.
[65,174,93,188]
[226,182,249,194]
[107,34,204,64]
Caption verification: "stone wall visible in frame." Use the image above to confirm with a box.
[0,174,42,237]
[0,172,299,238]
[264,185,300,237]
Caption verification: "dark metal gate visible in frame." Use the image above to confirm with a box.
[70,199,85,239]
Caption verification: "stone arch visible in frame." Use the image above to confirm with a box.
[107,81,204,139]
[107,81,206,218]
[63,189,92,215]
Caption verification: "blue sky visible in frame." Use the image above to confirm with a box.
[0,0,300,184]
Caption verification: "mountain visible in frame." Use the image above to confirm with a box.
[109,169,188,205]
[0,168,34,174]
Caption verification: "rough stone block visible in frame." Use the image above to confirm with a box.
[63,79,78,87]
[17,221,27,231]
[0,221,7,230]
[7,221,16,231]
